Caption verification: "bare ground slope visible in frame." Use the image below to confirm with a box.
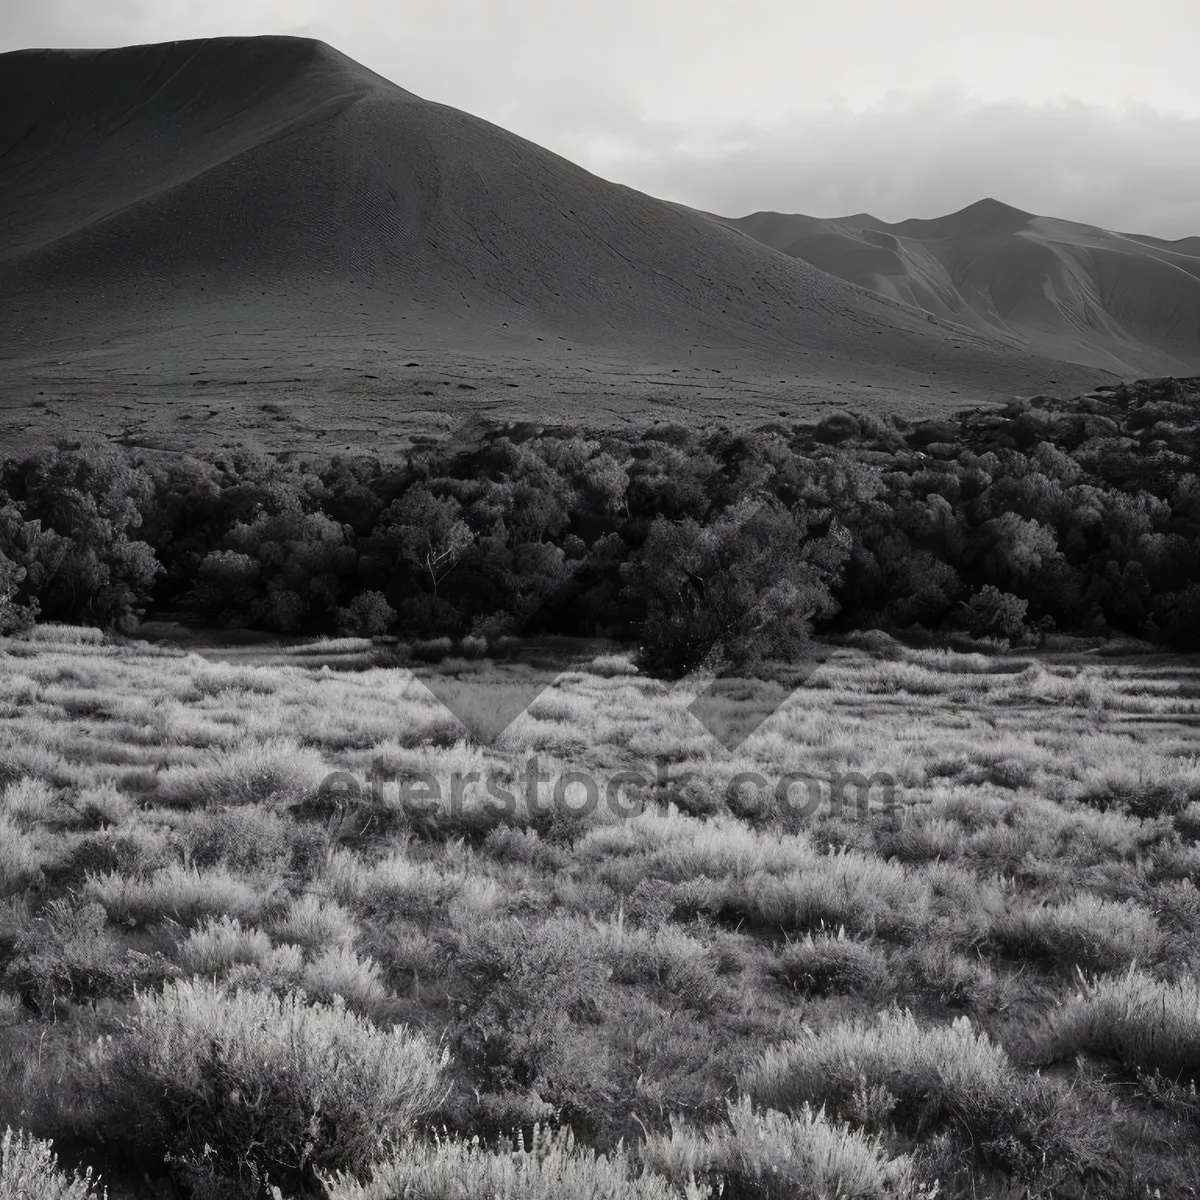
[726,199,1200,377]
[0,38,1109,454]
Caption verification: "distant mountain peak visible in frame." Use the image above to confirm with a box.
[725,197,1200,375]
[884,197,1035,240]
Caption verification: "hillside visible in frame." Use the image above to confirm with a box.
[0,37,1109,454]
[724,199,1200,376]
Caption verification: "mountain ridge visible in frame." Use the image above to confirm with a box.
[724,200,1200,376]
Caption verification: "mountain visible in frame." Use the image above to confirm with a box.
[723,199,1200,376]
[0,38,1110,453]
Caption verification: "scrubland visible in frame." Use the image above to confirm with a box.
[3,625,1200,1197]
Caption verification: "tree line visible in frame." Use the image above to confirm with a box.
[3,375,1199,671]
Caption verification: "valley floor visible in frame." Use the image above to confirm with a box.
[3,625,1200,1196]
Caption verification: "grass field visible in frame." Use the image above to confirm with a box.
[3,625,1200,1197]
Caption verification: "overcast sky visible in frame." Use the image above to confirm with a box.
[3,0,1198,238]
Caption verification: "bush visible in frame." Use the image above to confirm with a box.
[0,552,36,636]
[597,918,721,1010]
[300,945,387,1009]
[627,501,844,678]
[1162,583,1200,650]
[5,898,173,1013]
[269,893,358,951]
[155,739,327,809]
[17,623,106,645]
[0,815,46,897]
[742,1009,1093,1174]
[702,852,929,939]
[84,862,277,927]
[181,805,293,873]
[588,653,639,678]
[1042,969,1200,1083]
[458,634,489,659]
[988,895,1160,972]
[176,915,272,977]
[0,1127,102,1200]
[769,931,889,996]
[94,979,447,1193]
[643,1096,915,1199]
[326,1125,684,1200]
[410,636,454,663]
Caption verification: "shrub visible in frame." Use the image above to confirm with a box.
[0,1128,102,1200]
[597,917,722,1010]
[84,863,277,927]
[73,781,134,828]
[988,896,1160,972]
[4,898,173,1013]
[181,805,293,874]
[907,943,997,1009]
[1162,583,1200,650]
[742,1009,1091,1174]
[410,636,454,663]
[154,739,327,809]
[0,551,36,636]
[176,915,272,977]
[1042,969,1200,1083]
[0,816,45,897]
[769,931,889,997]
[62,824,171,883]
[458,634,489,659]
[628,501,844,678]
[589,654,639,678]
[301,945,387,1009]
[703,851,929,939]
[0,776,63,828]
[18,623,106,645]
[0,992,21,1028]
[326,1125,684,1200]
[269,893,358,951]
[226,942,306,993]
[331,852,463,918]
[94,980,447,1193]
[877,816,966,863]
[643,1096,914,1199]
[445,916,620,1114]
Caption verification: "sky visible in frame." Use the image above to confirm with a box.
[3,0,1199,238]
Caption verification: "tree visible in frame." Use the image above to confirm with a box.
[218,509,358,632]
[185,551,261,624]
[379,486,474,598]
[963,585,1028,641]
[0,549,36,634]
[625,498,847,678]
[7,443,161,629]
[335,590,396,637]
